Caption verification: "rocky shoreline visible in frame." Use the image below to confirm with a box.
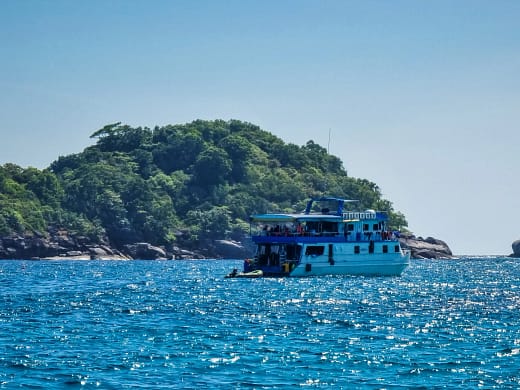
[0,229,208,261]
[1,227,454,261]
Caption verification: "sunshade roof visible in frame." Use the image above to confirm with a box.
[250,214,342,223]
[250,214,297,223]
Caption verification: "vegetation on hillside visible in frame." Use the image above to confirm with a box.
[0,120,407,250]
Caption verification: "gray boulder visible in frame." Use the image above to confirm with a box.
[124,242,169,259]
[169,246,205,260]
[88,246,108,258]
[511,240,520,258]
[213,240,250,259]
[399,233,453,259]
[66,250,84,257]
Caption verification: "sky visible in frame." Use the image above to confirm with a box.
[1,0,519,255]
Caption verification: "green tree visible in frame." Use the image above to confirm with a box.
[152,130,204,173]
[192,146,232,186]
[219,134,252,182]
[186,206,231,241]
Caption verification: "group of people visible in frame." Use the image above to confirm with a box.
[260,223,400,241]
[262,224,292,236]
[261,223,332,237]
[381,230,395,240]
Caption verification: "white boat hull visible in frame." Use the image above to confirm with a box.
[289,252,410,277]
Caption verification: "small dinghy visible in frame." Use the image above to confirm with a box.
[225,269,263,278]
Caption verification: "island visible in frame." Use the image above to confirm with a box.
[1,120,451,260]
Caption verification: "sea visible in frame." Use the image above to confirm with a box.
[1,258,520,389]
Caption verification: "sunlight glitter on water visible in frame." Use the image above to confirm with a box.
[1,258,520,388]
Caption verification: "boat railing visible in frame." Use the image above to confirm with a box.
[260,231,340,237]
[251,234,399,244]
[253,227,399,241]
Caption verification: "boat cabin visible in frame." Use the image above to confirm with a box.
[250,197,396,243]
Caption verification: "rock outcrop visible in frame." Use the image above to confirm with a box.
[399,233,453,259]
[124,243,169,260]
[510,239,520,258]
[0,231,131,260]
[0,228,208,260]
[212,239,251,259]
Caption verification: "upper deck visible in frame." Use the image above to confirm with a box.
[250,197,398,244]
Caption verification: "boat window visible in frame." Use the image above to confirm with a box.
[256,245,270,266]
[322,221,337,231]
[395,245,400,253]
[258,245,269,255]
[271,245,280,254]
[383,245,388,253]
[363,224,369,231]
[321,221,338,235]
[373,223,379,231]
[305,246,324,256]
[286,245,302,260]
[354,245,360,254]
[347,224,354,231]
[306,222,320,234]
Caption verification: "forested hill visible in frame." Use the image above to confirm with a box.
[0,119,407,259]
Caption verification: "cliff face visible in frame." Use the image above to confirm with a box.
[399,233,453,259]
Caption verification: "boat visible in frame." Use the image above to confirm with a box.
[224,269,263,278]
[226,197,410,277]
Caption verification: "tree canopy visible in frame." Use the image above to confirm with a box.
[1,120,407,250]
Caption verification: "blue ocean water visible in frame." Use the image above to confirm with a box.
[1,258,520,389]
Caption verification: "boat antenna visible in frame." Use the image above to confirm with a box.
[321,128,332,196]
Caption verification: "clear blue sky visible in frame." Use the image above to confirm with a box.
[1,0,519,255]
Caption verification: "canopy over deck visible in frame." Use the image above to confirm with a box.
[250,197,361,222]
[249,214,298,223]
[305,197,358,216]
[250,213,343,223]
